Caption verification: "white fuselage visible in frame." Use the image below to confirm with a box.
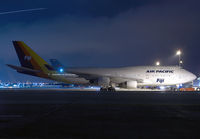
[62,66,196,86]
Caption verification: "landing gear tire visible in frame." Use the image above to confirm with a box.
[108,87,116,92]
[100,87,107,92]
[100,87,116,92]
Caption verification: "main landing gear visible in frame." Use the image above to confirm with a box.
[100,86,116,92]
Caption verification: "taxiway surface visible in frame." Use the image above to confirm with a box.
[0,89,200,138]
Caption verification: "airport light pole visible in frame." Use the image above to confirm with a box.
[156,61,160,66]
[176,50,181,67]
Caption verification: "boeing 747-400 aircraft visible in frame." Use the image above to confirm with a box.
[7,41,197,91]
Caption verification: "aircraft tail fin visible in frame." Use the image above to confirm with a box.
[12,41,55,78]
[49,59,65,71]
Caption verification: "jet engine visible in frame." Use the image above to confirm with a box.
[119,81,137,89]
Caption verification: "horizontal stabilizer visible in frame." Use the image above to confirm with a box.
[7,64,41,73]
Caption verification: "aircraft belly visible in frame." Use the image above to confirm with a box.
[64,77,89,84]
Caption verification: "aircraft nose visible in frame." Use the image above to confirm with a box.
[192,73,197,80]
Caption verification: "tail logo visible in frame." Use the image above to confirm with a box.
[24,56,32,61]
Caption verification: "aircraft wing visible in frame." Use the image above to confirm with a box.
[66,69,143,84]
[110,76,143,84]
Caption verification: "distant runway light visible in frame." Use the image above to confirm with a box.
[0,8,47,15]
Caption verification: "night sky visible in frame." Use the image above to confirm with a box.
[0,0,200,82]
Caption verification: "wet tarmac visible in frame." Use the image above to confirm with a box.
[0,89,200,138]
